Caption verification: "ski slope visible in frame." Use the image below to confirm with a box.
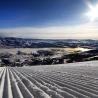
[0,61,98,98]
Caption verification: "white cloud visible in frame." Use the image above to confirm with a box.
[0,23,98,39]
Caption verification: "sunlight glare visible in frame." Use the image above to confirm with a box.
[86,3,98,22]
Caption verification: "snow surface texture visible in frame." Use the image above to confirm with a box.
[0,61,98,98]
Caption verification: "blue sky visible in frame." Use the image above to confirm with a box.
[0,0,98,39]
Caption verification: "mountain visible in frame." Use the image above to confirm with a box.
[0,37,98,48]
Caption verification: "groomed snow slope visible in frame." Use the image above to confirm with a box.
[0,61,98,98]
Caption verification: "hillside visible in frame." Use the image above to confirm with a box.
[0,37,98,48]
[0,61,98,98]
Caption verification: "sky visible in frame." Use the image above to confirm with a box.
[0,0,98,39]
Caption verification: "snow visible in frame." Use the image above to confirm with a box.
[0,61,98,98]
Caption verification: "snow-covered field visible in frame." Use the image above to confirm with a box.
[0,61,98,98]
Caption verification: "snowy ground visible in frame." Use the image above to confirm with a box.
[0,61,98,98]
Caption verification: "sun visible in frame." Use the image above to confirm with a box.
[86,3,98,22]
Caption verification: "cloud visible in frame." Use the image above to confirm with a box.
[0,23,98,39]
